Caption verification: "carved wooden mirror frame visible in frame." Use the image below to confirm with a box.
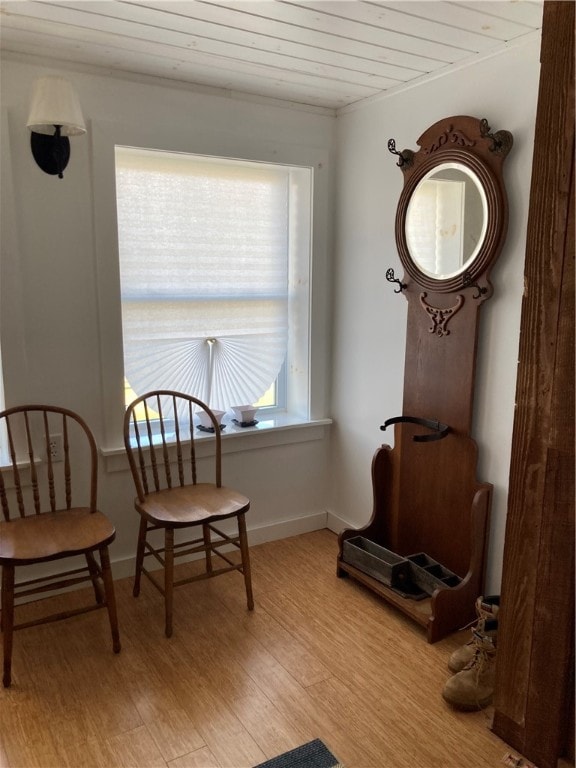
[392,114,512,296]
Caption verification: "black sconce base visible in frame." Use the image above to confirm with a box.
[30,129,70,179]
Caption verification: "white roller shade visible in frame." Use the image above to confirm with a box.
[115,147,290,412]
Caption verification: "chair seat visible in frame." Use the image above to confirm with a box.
[0,509,116,564]
[136,483,250,527]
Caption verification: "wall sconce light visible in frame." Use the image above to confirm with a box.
[26,76,86,179]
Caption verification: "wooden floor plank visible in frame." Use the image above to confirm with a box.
[142,708,206,763]
[167,745,223,768]
[0,529,544,768]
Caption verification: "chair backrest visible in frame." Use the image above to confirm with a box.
[123,390,222,501]
[0,405,98,521]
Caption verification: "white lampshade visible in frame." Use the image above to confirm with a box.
[27,76,86,136]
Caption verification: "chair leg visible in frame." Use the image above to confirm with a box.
[85,551,104,605]
[133,516,147,598]
[164,528,174,638]
[99,546,121,654]
[238,513,254,611]
[2,565,15,688]
[203,524,213,574]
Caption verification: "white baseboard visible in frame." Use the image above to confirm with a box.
[248,511,329,544]
[6,512,343,595]
[325,510,354,534]
[110,510,331,580]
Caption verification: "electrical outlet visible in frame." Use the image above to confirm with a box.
[48,434,63,462]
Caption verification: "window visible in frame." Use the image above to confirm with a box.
[115,148,312,418]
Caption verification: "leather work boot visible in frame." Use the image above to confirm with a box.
[448,595,499,673]
[442,630,497,710]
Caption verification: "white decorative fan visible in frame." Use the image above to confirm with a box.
[124,332,286,413]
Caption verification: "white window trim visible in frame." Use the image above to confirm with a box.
[91,118,331,459]
[0,108,30,459]
[102,414,332,473]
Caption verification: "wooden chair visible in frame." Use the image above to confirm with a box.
[123,390,254,637]
[0,405,121,688]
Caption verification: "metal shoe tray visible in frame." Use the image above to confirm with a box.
[342,536,412,591]
[406,552,462,595]
[342,537,461,601]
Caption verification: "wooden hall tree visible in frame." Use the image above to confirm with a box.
[492,3,575,768]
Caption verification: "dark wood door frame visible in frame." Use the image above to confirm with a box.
[492,3,575,767]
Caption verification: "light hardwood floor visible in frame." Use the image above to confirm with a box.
[0,530,544,768]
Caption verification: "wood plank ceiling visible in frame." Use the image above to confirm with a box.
[0,1,543,111]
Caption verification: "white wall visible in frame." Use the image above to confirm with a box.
[329,36,542,592]
[1,35,542,593]
[0,58,336,575]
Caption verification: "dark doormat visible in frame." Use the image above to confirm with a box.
[254,739,344,768]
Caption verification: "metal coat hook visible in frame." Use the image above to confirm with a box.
[462,272,488,299]
[380,415,451,442]
[386,268,406,293]
[479,118,514,155]
[387,139,414,168]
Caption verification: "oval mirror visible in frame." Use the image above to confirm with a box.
[393,116,512,293]
[405,162,488,280]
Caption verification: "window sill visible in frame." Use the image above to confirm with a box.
[0,458,41,486]
[102,414,332,473]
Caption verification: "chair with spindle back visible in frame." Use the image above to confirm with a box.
[123,390,254,637]
[0,405,121,687]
